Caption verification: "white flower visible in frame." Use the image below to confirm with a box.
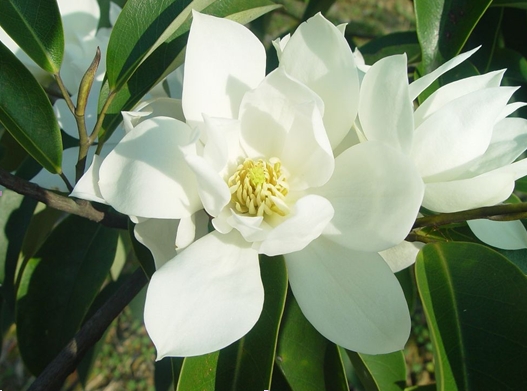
[358,48,527,252]
[73,12,424,357]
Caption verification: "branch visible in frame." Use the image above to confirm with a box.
[413,202,527,229]
[0,167,127,229]
[27,268,148,391]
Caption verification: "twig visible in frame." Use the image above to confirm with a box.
[413,203,527,229]
[0,167,127,229]
[27,268,148,391]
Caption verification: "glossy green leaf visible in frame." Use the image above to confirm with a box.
[276,295,348,391]
[98,0,279,142]
[0,0,64,73]
[360,31,420,66]
[414,0,492,73]
[0,190,37,309]
[176,351,219,391]
[490,47,527,84]
[105,0,194,91]
[416,242,527,391]
[16,215,119,375]
[496,248,527,274]
[154,357,179,391]
[395,266,416,314]
[347,350,406,391]
[464,7,503,73]
[176,255,288,391]
[492,0,527,9]
[0,41,62,173]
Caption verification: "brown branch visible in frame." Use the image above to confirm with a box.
[0,167,127,229]
[27,268,148,391]
[413,203,527,229]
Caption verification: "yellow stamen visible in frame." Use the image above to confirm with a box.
[227,158,289,217]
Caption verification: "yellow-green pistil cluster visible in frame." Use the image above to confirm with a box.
[228,158,289,217]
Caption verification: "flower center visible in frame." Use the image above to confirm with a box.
[227,158,289,217]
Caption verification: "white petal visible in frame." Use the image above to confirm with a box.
[468,219,527,250]
[144,230,263,358]
[176,209,210,250]
[408,47,479,101]
[280,13,359,149]
[122,98,185,133]
[286,235,411,354]
[462,118,527,177]
[272,34,290,61]
[423,171,516,213]
[359,54,414,154]
[58,0,100,37]
[182,11,265,124]
[185,154,231,217]
[239,69,333,190]
[133,218,179,269]
[258,194,334,256]
[201,115,234,172]
[98,117,202,218]
[412,87,517,181]
[70,152,106,203]
[319,141,424,252]
[165,65,184,99]
[414,70,505,127]
[225,211,270,243]
[498,102,527,122]
[109,2,122,26]
[380,241,424,273]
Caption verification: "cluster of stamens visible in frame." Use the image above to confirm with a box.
[227,158,289,217]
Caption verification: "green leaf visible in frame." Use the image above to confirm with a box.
[154,357,179,391]
[98,0,279,142]
[176,352,219,391]
[16,215,119,375]
[0,190,37,308]
[464,7,503,73]
[492,0,527,9]
[276,295,348,391]
[347,350,406,391]
[0,0,64,73]
[495,248,527,274]
[176,255,288,390]
[414,0,492,73]
[0,41,62,173]
[105,0,195,91]
[359,31,420,65]
[490,47,527,84]
[415,242,527,391]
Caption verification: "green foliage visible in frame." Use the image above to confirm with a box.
[0,0,64,73]
[0,42,62,174]
[416,242,527,390]
[16,215,119,375]
[347,350,406,391]
[276,295,348,391]
[414,0,492,73]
